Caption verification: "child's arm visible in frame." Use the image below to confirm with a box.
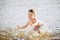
[16,22,29,29]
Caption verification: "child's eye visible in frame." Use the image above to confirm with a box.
[31,14,32,15]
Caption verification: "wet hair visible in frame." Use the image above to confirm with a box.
[28,9,34,13]
[28,9,36,15]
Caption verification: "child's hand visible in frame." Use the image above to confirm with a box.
[16,25,20,30]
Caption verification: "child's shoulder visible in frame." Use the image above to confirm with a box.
[37,20,43,23]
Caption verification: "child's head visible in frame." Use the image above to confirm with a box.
[28,9,36,20]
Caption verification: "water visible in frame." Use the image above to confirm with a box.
[0,0,60,39]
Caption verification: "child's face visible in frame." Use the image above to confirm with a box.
[28,12,35,20]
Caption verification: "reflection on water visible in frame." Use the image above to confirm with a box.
[0,28,60,40]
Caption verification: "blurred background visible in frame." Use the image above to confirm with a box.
[0,0,60,33]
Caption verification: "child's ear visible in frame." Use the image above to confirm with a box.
[34,15,36,17]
